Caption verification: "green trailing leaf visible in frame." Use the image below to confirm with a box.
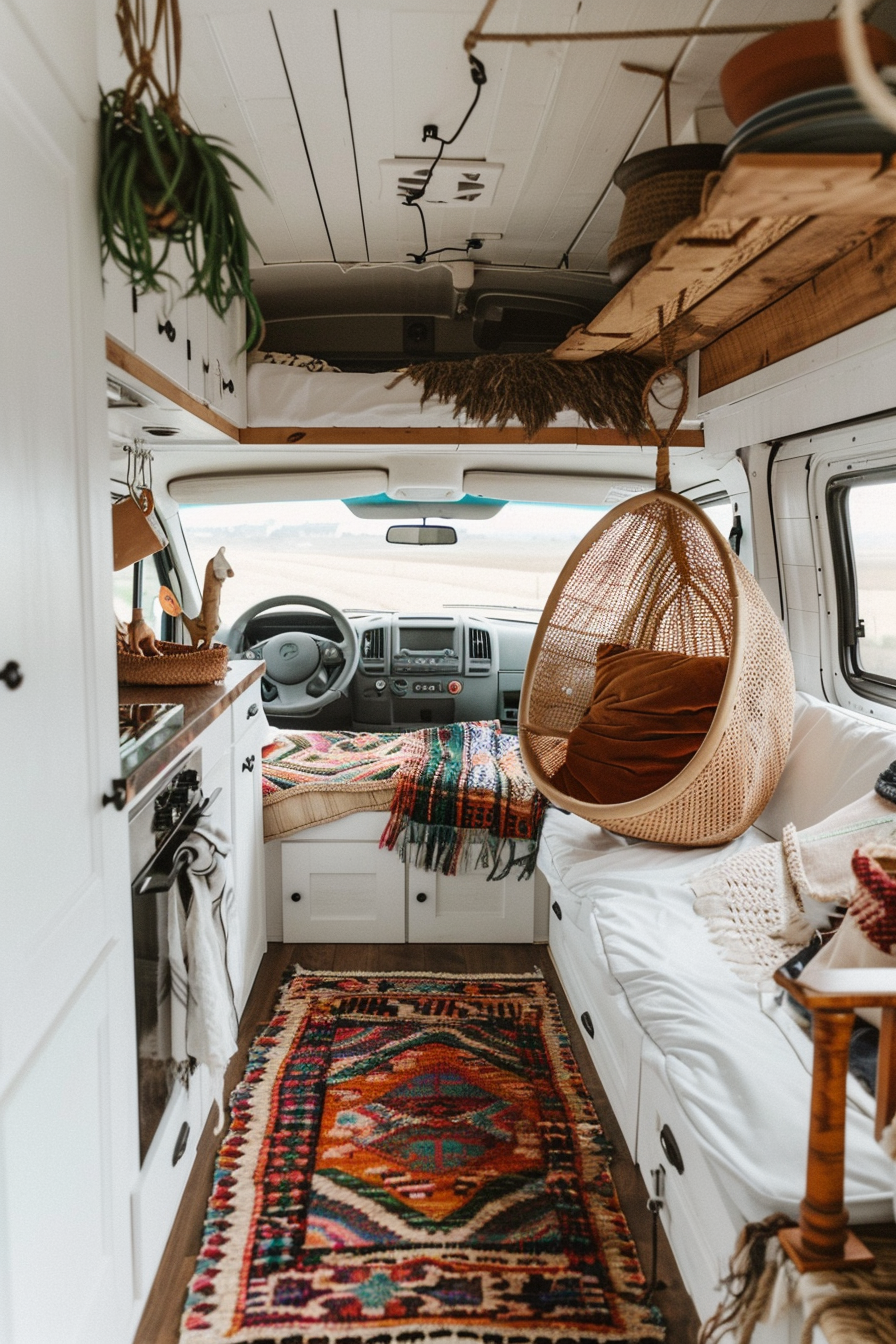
[99,87,265,349]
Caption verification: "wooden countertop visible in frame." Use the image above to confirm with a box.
[120,660,265,802]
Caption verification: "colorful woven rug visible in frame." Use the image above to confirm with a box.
[380,720,546,879]
[262,729,413,800]
[180,970,663,1344]
[261,730,414,838]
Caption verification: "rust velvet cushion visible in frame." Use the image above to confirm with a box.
[550,643,729,806]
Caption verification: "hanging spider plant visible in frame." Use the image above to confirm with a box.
[99,0,264,349]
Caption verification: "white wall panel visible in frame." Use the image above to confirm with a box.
[269,5,367,261]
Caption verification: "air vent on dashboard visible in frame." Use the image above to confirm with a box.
[467,627,492,672]
[361,627,385,667]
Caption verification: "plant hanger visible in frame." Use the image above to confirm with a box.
[100,0,265,348]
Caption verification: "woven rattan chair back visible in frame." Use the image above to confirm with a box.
[519,490,794,846]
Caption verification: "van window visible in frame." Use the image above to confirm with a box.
[829,469,896,702]
[847,479,896,682]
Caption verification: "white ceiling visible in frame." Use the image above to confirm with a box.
[98,0,832,286]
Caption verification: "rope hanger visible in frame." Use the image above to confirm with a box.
[465,1,790,53]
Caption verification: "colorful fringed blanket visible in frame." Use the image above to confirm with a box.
[261,729,413,799]
[380,719,545,879]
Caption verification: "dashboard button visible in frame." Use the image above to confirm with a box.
[374,679,386,691]
[447,680,462,695]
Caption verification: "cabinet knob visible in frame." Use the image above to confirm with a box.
[416,891,428,903]
[290,891,302,902]
[242,754,255,772]
[157,318,176,342]
[1,660,23,689]
[222,378,235,394]
[102,778,127,811]
[580,1010,595,1038]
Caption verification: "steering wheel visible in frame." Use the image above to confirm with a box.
[228,595,360,717]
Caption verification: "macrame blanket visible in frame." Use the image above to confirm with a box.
[380,719,546,879]
[691,790,896,984]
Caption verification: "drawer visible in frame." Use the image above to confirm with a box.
[637,1043,740,1322]
[232,675,265,745]
[130,1074,203,1299]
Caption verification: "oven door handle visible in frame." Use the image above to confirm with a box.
[132,787,221,897]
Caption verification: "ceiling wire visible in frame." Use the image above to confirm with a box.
[403,54,488,265]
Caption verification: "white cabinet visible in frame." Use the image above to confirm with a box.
[132,242,191,390]
[130,1070,204,1301]
[206,297,247,426]
[408,865,534,943]
[106,247,247,426]
[279,813,536,944]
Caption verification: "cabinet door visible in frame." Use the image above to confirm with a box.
[232,724,266,1011]
[408,868,535,943]
[185,292,209,403]
[133,243,190,391]
[206,297,246,425]
[282,842,406,942]
[0,3,136,1340]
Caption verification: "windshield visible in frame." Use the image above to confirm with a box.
[178,498,609,628]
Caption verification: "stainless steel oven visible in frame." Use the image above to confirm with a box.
[129,750,217,1163]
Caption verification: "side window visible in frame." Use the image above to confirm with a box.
[829,471,896,699]
[113,553,175,642]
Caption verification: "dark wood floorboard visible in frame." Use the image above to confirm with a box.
[135,943,700,1344]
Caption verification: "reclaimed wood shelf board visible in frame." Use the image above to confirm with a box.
[552,153,896,394]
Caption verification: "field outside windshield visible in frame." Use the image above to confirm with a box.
[179,498,611,630]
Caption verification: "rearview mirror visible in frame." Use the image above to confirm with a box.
[386,525,457,546]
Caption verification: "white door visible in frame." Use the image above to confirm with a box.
[282,840,406,943]
[407,868,535,943]
[0,3,136,1342]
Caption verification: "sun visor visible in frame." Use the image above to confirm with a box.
[168,469,388,505]
[464,471,652,507]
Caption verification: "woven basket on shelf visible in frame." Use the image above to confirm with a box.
[118,640,229,686]
[608,144,724,287]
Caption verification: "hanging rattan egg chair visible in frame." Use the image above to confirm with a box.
[519,366,794,847]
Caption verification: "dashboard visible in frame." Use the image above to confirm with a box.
[239,609,536,731]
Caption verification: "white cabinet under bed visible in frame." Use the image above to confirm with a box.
[280,813,536,943]
[408,864,534,942]
[282,813,407,943]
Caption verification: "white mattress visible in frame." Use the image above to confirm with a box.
[538,808,895,1223]
[538,690,896,1223]
[247,361,592,430]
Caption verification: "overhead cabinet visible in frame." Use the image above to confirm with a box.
[103,246,247,427]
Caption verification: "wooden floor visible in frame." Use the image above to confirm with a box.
[135,943,701,1344]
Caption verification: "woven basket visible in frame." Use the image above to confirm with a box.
[519,492,794,847]
[118,640,229,686]
[608,145,724,287]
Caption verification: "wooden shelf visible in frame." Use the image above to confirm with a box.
[552,153,896,395]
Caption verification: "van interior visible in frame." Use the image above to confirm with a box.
[6,2,896,1343]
